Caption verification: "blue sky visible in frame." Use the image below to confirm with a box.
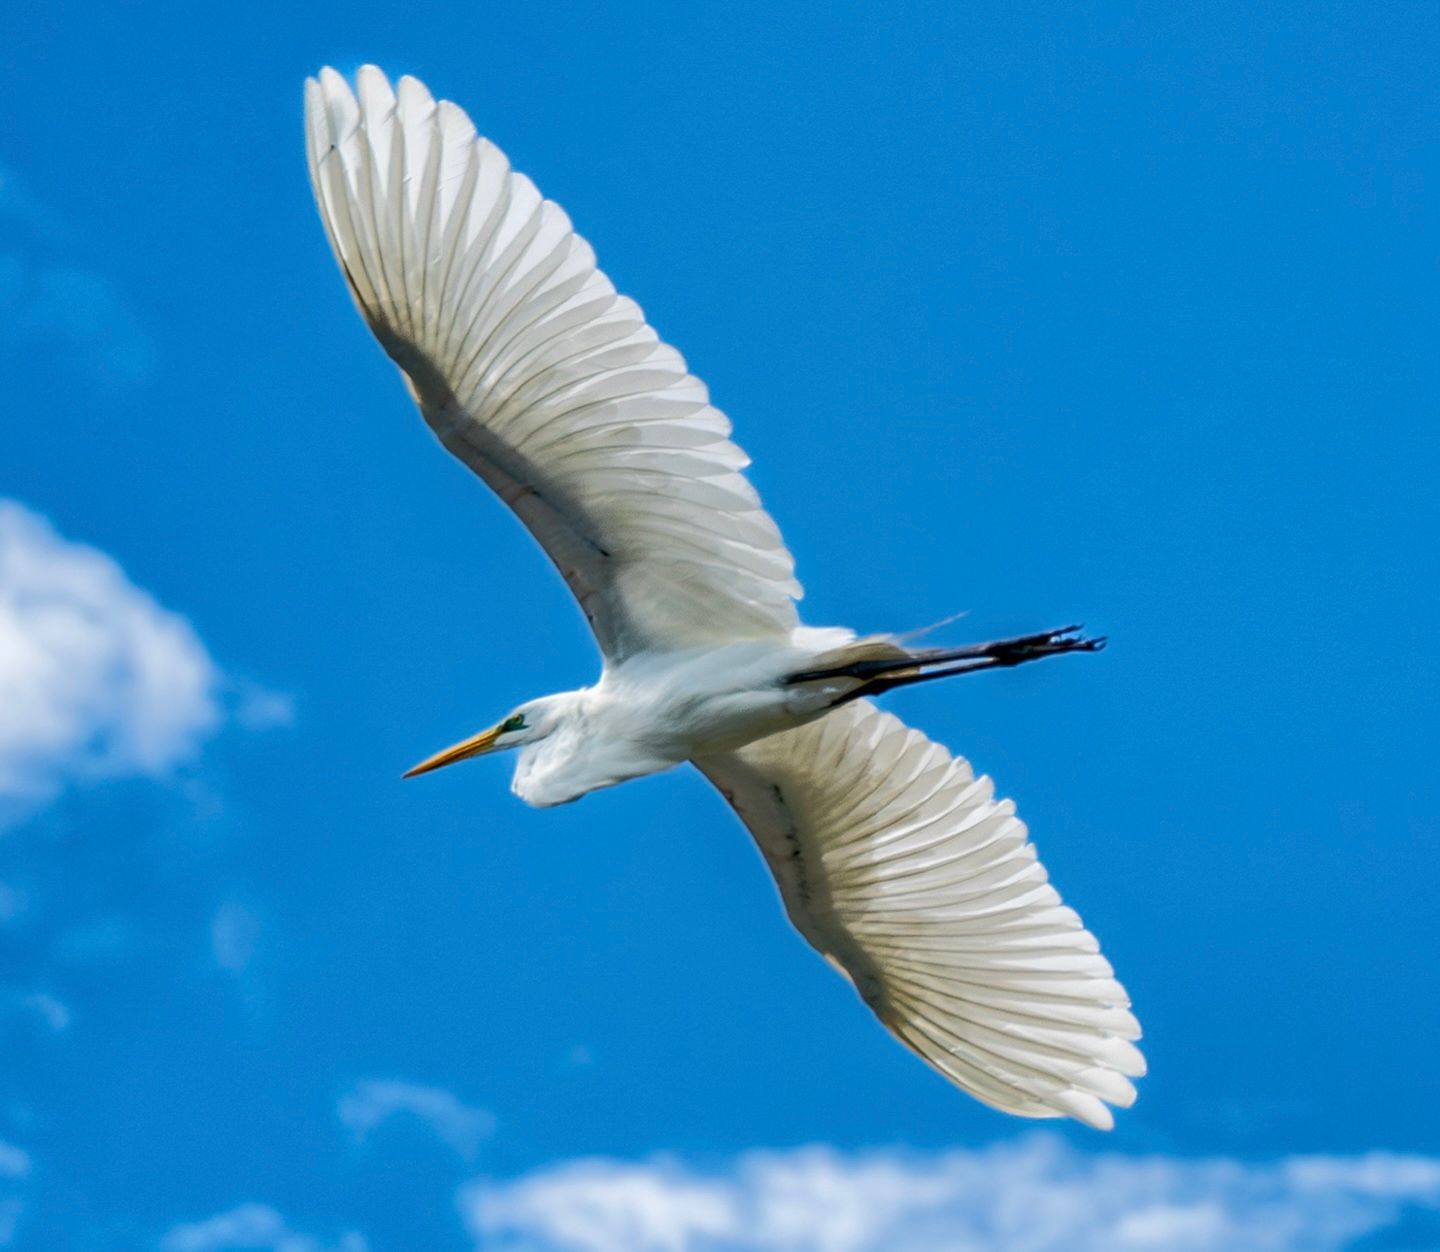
[2,2,1438,1248]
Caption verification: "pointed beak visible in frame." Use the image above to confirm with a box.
[403,723,505,779]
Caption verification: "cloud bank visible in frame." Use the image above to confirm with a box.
[460,1134,1440,1252]
[0,500,220,811]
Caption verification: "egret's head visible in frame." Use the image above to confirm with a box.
[402,697,561,779]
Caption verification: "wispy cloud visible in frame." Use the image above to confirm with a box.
[0,884,26,925]
[0,162,154,387]
[339,1079,495,1161]
[232,683,296,733]
[0,500,283,818]
[210,900,262,976]
[459,1133,1440,1252]
[0,989,70,1034]
[159,1204,367,1252]
[0,1141,28,1248]
[0,1144,28,1181]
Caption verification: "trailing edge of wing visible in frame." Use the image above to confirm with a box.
[696,701,1143,1129]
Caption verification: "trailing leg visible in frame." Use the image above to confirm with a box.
[786,625,1105,704]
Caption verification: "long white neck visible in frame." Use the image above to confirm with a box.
[509,687,681,808]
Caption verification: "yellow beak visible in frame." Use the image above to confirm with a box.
[403,723,505,779]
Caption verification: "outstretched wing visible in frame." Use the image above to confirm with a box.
[694,701,1143,1129]
[305,66,801,660]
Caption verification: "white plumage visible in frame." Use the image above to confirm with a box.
[305,65,1143,1129]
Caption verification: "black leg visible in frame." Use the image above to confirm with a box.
[787,625,1106,700]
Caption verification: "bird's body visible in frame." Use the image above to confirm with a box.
[305,66,1145,1130]
[509,630,852,806]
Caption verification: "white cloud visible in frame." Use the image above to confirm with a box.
[338,1079,495,1161]
[0,500,246,814]
[0,162,154,387]
[459,1134,1440,1252]
[158,1203,367,1252]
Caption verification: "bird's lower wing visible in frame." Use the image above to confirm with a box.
[304,67,801,661]
[693,701,1143,1129]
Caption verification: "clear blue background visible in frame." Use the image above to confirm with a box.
[2,1,1437,1246]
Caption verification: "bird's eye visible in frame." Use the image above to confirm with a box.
[500,714,526,733]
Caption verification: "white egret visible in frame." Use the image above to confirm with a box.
[305,66,1143,1129]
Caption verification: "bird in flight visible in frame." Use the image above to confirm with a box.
[304,66,1143,1129]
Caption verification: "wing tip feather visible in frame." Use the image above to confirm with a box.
[302,63,806,659]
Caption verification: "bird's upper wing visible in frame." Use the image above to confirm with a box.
[304,67,801,660]
[693,701,1143,1129]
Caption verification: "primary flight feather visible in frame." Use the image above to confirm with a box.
[304,65,1143,1129]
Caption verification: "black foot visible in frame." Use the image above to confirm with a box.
[962,624,1107,668]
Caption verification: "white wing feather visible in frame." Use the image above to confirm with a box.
[695,701,1144,1129]
[304,66,801,660]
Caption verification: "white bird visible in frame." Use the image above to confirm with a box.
[305,66,1143,1129]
